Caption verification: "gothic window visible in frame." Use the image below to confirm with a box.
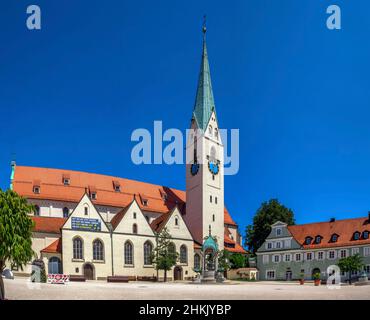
[133,224,138,234]
[194,254,201,270]
[73,237,83,260]
[144,241,153,265]
[133,212,137,219]
[124,241,133,265]
[84,206,89,216]
[93,239,104,261]
[208,125,213,136]
[214,128,218,139]
[175,217,179,226]
[180,245,188,264]
[63,207,69,218]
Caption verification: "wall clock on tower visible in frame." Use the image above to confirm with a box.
[190,162,199,176]
[208,160,219,175]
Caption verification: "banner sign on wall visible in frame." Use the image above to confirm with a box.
[71,217,101,232]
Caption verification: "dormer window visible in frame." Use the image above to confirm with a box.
[305,237,313,245]
[353,231,361,241]
[363,231,369,240]
[140,194,149,206]
[63,174,70,186]
[330,234,338,243]
[113,180,121,192]
[314,236,322,244]
[89,186,97,200]
[33,180,41,194]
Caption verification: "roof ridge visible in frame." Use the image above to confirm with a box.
[288,216,368,228]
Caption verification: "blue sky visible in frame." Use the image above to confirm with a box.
[1,0,370,235]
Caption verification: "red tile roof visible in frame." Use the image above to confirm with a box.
[14,166,237,225]
[41,238,62,254]
[224,227,247,254]
[288,216,370,249]
[31,216,67,234]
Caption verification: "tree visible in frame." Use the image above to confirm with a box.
[337,254,364,285]
[0,190,35,300]
[217,250,231,272]
[245,199,295,254]
[151,227,178,282]
[229,253,247,269]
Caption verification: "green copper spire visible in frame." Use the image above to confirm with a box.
[192,17,216,131]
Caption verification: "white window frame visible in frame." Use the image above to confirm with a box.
[266,270,276,280]
[284,254,291,262]
[317,251,324,260]
[340,249,347,258]
[273,255,280,263]
[364,247,370,257]
[306,252,313,261]
[295,253,301,262]
[352,248,360,256]
[263,255,269,264]
[328,250,336,260]
[276,228,282,236]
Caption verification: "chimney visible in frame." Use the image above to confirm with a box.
[330,217,336,223]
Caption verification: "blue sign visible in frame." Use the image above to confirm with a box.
[71,217,101,232]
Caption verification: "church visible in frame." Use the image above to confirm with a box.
[8,25,246,281]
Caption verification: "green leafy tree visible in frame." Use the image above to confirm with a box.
[217,250,231,272]
[151,227,178,282]
[337,254,364,285]
[245,199,295,254]
[229,253,247,269]
[0,190,35,299]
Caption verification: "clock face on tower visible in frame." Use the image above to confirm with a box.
[190,163,199,176]
[208,161,219,175]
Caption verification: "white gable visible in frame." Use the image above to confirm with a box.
[163,207,193,240]
[62,194,109,232]
[113,200,154,236]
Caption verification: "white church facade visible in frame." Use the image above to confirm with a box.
[8,26,245,281]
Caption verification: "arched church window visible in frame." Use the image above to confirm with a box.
[73,237,83,260]
[144,241,153,265]
[208,125,213,135]
[214,128,218,139]
[180,245,187,264]
[93,239,104,261]
[124,241,133,265]
[194,254,201,271]
[168,242,176,254]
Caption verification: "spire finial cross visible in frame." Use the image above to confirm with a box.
[202,15,207,34]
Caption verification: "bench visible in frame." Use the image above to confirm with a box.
[107,276,129,283]
[69,275,86,282]
[137,276,157,282]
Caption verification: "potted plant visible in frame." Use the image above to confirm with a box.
[313,272,321,286]
[299,272,305,285]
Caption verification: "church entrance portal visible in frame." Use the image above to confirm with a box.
[174,266,183,281]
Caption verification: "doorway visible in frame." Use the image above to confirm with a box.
[285,270,292,281]
[48,257,62,274]
[83,263,94,280]
[174,266,183,281]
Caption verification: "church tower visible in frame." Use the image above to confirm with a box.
[185,23,224,250]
